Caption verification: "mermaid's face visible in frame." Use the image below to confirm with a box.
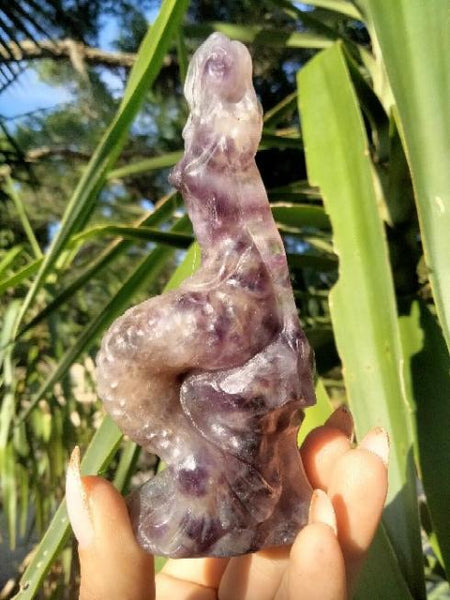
[180,33,262,163]
[184,32,254,110]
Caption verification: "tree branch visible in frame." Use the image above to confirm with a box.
[23,146,154,163]
[25,146,93,161]
[0,38,160,70]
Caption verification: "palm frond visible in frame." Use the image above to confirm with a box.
[0,0,83,92]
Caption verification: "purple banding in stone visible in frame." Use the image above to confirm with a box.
[96,32,315,558]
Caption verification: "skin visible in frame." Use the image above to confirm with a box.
[72,408,389,600]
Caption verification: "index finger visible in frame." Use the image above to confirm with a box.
[66,448,155,600]
[300,405,354,492]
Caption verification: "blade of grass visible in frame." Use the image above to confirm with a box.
[362,0,450,353]
[3,175,42,259]
[0,245,23,277]
[298,42,424,597]
[14,0,190,336]
[107,151,183,180]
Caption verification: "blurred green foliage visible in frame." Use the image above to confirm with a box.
[0,0,449,598]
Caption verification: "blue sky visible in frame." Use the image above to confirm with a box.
[0,69,73,119]
[0,6,159,120]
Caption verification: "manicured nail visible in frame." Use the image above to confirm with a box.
[66,446,94,549]
[308,489,337,535]
[326,405,354,439]
[359,427,390,467]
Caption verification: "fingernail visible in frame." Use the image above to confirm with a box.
[66,446,94,549]
[308,489,337,535]
[359,427,390,467]
[326,405,354,439]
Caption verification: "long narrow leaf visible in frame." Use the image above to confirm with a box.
[108,151,183,180]
[0,245,23,277]
[298,42,424,597]
[354,525,414,600]
[0,258,42,299]
[4,175,42,259]
[361,0,450,352]
[399,300,450,576]
[272,203,330,230]
[70,225,193,249]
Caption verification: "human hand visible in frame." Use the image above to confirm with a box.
[66,406,389,600]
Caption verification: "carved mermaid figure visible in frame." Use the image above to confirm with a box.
[96,32,315,558]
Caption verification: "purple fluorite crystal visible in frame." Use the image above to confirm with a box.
[96,33,315,558]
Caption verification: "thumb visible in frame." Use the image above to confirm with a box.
[66,447,154,600]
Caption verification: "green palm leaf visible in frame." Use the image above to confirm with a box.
[298,42,424,598]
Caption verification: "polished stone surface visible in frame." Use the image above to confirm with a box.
[96,33,315,557]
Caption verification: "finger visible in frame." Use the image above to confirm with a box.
[66,447,154,600]
[218,546,290,600]
[156,570,217,600]
[325,405,354,439]
[300,406,353,491]
[218,406,353,599]
[328,427,389,590]
[157,557,229,600]
[275,490,346,600]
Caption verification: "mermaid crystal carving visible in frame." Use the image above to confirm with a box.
[96,33,315,558]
